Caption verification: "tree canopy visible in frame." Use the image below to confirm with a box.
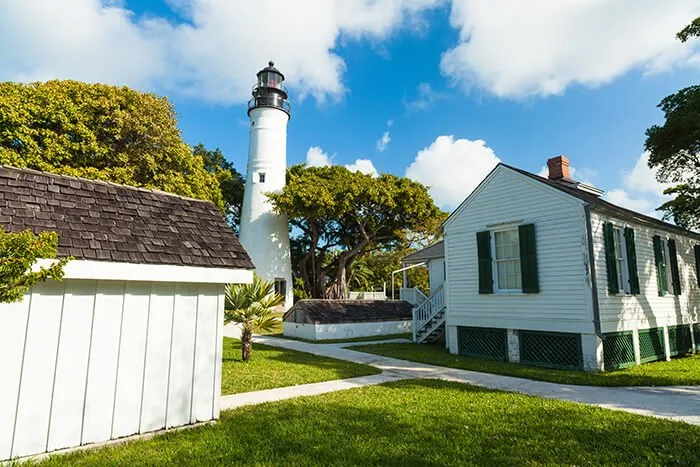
[268,165,445,299]
[644,17,700,230]
[0,228,68,303]
[194,144,245,231]
[0,80,223,208]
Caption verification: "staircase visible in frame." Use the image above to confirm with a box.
[412,285,446,344]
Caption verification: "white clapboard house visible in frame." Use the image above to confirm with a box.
[0,166,254,461]
[408,156,699,371]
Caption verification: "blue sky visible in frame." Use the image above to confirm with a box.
[2,1,700,214]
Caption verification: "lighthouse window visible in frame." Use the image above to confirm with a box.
[258,172,266,183]
[274,278,286,298]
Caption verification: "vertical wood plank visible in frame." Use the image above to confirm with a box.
[81,281,124,445]
[140,283,175,433]
[46,281,96,451]
[191,284,218,422]
[166,284,198,428]
[213,286,224,419]
[111,282,151,439]
[0,293,31,461]
[11,281,65,458]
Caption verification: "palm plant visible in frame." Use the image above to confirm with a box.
[224,275,283,362]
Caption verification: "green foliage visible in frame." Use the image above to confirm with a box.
[677,16,700,42]
[0,80,223,208]
[645,85,700,229]
[349,250,430,295]
[193,144,245,231]
[0,228,68,303]
[224,275,283,361]
[268,165,444,299]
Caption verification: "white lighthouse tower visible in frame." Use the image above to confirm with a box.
[239,61,293,309]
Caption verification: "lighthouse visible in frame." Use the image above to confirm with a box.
[239,61,293,309]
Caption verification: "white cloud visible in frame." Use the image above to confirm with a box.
[386,119,395,128]
[606,189,657,214]
[306,146,333,167]
[604,152,672,217]
[0,0,443,104]
[536,164,596,185]
[346,158,379,177]
[405,135,500,209]
[441,0,700,99]
[376,131,391,152]
[403,82,445,113]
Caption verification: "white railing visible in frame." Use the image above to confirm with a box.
[399,287,428,306]
[412,285,445,342]
[348,291,387,300]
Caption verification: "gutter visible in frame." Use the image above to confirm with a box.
[584,204,603,338]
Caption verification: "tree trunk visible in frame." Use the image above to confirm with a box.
[241,327,253,362]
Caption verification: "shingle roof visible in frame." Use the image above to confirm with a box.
[284,300,413,324]
[402,240,444,264]
[0,166,254,269]
[502,164,700,241]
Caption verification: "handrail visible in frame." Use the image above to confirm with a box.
[399,287,427,306]
[414,284,445,331]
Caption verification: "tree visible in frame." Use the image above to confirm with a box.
[0,80,223,208]
[0,228,68,303]
[268,165,444,299]
[644,17,700,229]
[224,275,283,362]
[193,144,245,231]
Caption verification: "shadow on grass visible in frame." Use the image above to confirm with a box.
[41,379,700,466]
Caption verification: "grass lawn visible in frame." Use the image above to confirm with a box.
[266,332,411,344]
[40,379,700,466]
[349,342,700,387]
[221,337,380,394]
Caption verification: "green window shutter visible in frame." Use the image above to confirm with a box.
[694,245,700,287]
[624,227,640,295]
[668,239,682,296]
[653,235,667,296]
[476,231,493,294]
[603,222,618,294]
[518,224,539,293]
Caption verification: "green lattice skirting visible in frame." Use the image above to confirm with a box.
[457,326,507,361]
[668,325,693,357]
[519,331,582,370]
[603,331,635,370]
[638,328,665,363]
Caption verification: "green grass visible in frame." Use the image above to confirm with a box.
[266,332,411,344]
[39,379,700,466]
[349,342,700,387]
[221,337,380,394]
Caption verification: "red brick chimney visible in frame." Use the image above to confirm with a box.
[547,155,571,181]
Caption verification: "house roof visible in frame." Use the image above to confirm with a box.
[501,164,700,241]
[0,166,254,269]
[284,299,413,324]
[402,240,444,264]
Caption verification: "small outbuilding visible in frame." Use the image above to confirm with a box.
[283,300,412,341]
[0,166,254,461]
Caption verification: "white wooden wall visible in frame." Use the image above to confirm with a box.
[591,212,700,333]
[0,279,224,461]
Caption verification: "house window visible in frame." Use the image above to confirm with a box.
[274,278,286,298]
[612,227,629,294]
[659,239,670,294]
[258,172,266,183]
[493,228,522,291]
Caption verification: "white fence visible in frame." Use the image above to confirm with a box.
[347,291,387,300]
[0,279,224,461]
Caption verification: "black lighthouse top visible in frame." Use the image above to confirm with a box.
[248,61,290,117]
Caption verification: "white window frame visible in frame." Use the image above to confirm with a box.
[611,226,630,295]
[491,227,522,294]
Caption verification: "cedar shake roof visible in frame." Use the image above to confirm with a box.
[402,240,444,264]
[284,299,413,324]
[503,164,700,241]
[0,166,254,269]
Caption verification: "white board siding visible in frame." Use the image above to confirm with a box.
[591,212,700,333]
[0,278,227,461]
[283,320,412,341]
[444,167,594,336]
[428,258,445,294]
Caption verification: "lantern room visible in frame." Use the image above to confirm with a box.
[248,61,290,116]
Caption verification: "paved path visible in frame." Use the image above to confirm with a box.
[221,331,700,425]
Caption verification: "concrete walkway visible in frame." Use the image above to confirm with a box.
[221,331,700,425]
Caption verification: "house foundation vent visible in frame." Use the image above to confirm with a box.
[638,327,665,363]
[603,331,636,370]
[519,331,582,370]
[668,325,692,357]
[457,326,507,361]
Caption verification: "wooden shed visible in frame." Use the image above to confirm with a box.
[0,166,254,461]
